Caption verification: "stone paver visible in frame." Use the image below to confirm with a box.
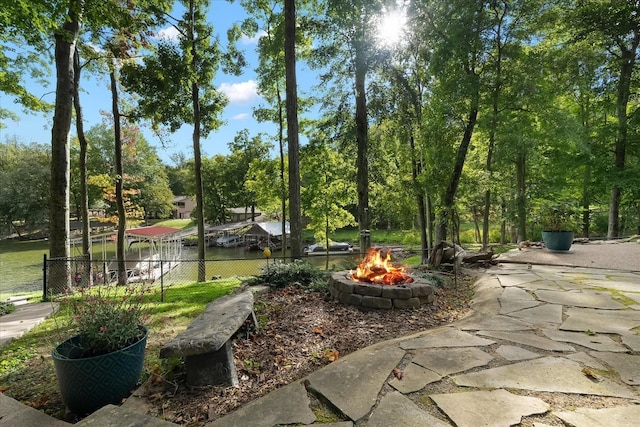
[400,327,495,349]
[507,303,563,325]
[589,351,640,386]
[622,292,640,304]
[305,344,405,422]
[458,315,533,331]
[620,333,640,351]
[535,289,626,309]
[205,380,315,427]
[495,345,540,361]
[453,356,637,398]
[583,278,640,293]
[499,298,540,315]
[0,393,71,427]
[542,328,628,352]
[560,307,640,334]
[496,273,542,287]
[411,347,494,377]
[477,330,575,352]
[430,389,549,427]
[388,362,441,394]
[565,352,607,370]
[554,405,640,427]
[367,391,450,427]
[498,287,540,314]
[500,286,535,301]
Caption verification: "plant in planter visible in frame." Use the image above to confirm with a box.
[536,200,578,251]
[52,284,151,415]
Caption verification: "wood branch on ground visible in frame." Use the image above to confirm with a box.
[428,241,495,268]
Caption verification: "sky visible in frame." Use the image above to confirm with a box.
[1,2,406,165]
[1,2,283,165]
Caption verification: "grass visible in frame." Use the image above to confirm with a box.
[0,278,242,418]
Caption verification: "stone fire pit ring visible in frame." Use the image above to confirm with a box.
[328,271,435,310]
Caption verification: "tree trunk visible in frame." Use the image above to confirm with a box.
[110,68,127,286]
[410,136,428,264]
[581,164,591,238]
[277,85,287,253]
[73,47,92,288]
[49,5,80,294]
[607,46,635,238]
[515,148,527,242]
[437,90,479,243]
[284,0,302,259]
[500,202,506,245]
[355,40,369,252]
[190,0,206,281]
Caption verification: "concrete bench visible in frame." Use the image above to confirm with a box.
[159,289,256,387]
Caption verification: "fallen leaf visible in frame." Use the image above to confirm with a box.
[582,367,601,382]
[393,368,404,380]
[0,386,9,393]
[25,395,49,408]
[324,348,339,362]
[313,327,324,335]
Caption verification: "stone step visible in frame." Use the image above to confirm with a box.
[76,404,177,426]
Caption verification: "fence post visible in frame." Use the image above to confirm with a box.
[42,253,48,301]
[160,260,164,303]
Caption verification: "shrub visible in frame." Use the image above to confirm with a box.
[0,301,16,316]
[55,284,151,357]
[248,260,330,292]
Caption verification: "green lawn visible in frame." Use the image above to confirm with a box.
[0,278,241,418]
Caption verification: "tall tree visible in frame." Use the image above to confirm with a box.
[0,139,51,234]
[312,0,395,251]
[284,0,303,259]
[242,0,314,255]
[121,0,244,280]
[49,1,81,292]
[301,139,356,267]
[567,0,640,238]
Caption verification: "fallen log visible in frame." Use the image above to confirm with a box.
[428,241,494,268]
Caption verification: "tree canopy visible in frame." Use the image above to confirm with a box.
[1,0,638,252]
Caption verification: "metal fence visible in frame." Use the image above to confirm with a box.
[2,248,427,299]
[41,251,370,298]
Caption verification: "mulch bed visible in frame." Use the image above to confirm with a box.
[140,273,476,425]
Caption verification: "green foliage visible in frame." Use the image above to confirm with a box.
[0,344,38,375]
[0,301,16,316]
[248,260,330,291]
[533,200,579,232]
[416,272,445,288]
[55,285,152,357]
[0,139,51,231]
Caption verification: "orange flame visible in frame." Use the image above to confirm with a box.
[350,248,412,285]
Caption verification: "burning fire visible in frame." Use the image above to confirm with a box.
[350,248,412,285]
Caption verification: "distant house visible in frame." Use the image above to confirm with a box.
[228,207,262,223]
[173,196,196,219]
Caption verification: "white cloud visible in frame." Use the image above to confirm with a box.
[241,30,267,45]
[155,26,181,41]
[219,80,260,104]
[232,113,250,120]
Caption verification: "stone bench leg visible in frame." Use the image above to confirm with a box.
[185,340,238,387]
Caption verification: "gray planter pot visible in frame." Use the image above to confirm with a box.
[52,326,147,415]
[542,231,574,251]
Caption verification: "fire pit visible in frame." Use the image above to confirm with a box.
[328,248,435,309]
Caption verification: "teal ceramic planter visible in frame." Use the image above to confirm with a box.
[52,326,147,415]
[542,231,574,251]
